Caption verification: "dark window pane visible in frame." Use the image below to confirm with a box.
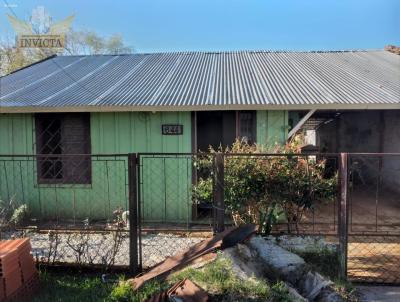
[239,111,256,143]
[35,113,91,184]
[196,111,236,151]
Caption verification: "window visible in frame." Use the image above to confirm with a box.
[35,113,91,184]
[238,111,256,143]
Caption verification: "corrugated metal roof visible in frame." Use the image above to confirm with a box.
[0,50,399,112]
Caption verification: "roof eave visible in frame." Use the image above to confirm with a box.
[1,103,399,113]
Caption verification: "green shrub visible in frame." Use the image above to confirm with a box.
[192,177,213,205]
[192,137,338,234]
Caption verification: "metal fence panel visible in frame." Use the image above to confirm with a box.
[0,154,131,269]
[346,154,400,284]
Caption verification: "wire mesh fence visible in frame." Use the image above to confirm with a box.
[0,152,399,284]
[348,154,400,235]
[347,235,400,284]
[346,154,400,284]
[136,152,341,269]
[0,154,129,225]
[0,154,131,268]
[137,153,214,269]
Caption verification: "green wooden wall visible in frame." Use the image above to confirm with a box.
[0,110,288,222]
[256,110,288,150]
[90,112,192,222]
[0,112,192,222]
[0,114,34,154]
[90,112,191,153]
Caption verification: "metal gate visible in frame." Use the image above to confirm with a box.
[340,153,400,284]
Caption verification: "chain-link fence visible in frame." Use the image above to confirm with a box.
[347,235,400,284]
[1,152,399,284]
[136,153,214,269]
[346,154,400,284]
[0,154,131,269]
[136,152,341,269]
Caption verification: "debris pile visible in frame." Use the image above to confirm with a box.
[147,279,208,302]
[0,238,38,302]
[128,225,344,301]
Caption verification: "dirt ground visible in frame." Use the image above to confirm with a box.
[300,189,400,284]
[347,237,400,284]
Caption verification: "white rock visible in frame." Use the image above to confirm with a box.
[221,246,265,280]
[299,271,332,300]
[270,235,337,253]
[247,236,306,283]
[236,243,253,260]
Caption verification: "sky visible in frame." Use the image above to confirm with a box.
[0,0,399,53]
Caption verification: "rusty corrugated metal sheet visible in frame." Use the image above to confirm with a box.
[130,224,257,290]
[1,50,399,110]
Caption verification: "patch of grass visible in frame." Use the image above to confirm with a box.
[169,257,277,301]
[33,269,114,302]
[34,257,296,301]
[34,270,168,302]
[270,282,292,302]
[296,248,339,280]
[110,279,169,302]
[332,279,360,302]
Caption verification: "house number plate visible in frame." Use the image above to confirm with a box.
[162,124,183,135]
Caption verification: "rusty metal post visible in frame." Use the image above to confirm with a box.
[338,153,349,280]
[213,153,225,233]
[128,153,140,275]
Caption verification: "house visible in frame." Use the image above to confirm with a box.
[0,50,399,223]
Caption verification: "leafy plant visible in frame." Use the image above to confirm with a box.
[192,136,338,234]
[192,177,213,205]
[109,281,134,302]
[10,204,29,226]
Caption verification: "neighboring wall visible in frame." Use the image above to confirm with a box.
[381,111,400,192]
[317,110,400,192]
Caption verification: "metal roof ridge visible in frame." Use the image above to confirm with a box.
[53,49,386,58]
